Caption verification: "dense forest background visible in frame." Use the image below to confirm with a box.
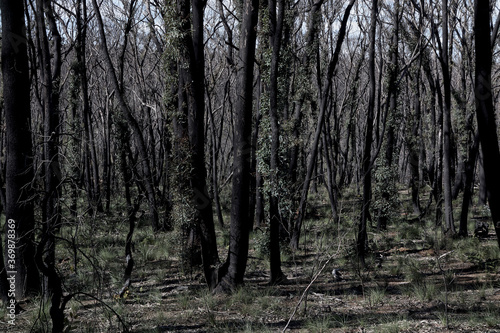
[1,0,500,331]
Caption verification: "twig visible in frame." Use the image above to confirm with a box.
[282,214,350,332]
[436,250,454,329]
[438,250,453,260]
[282,255,333,332]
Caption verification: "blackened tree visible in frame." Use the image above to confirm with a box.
[215,0,260,293]
[474,0,500,248]
[35,0,63,300]
[439,0,456,236]
[176,0,221,289]
[358,0,378,267]
[1,0,40,298]
[267,0,287,285]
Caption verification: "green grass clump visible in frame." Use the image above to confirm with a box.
[305,315,339,332]
[376,319,410,333]
[366,287,386,307]
[455,237,500,271]
[400,224,422,240]
[411,282,438,302]
[230,287,255,307]
[403,258,425,284]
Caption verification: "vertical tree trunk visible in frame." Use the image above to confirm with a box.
[440,0,456,235]
[36,0,63,303]
[207,92,225,229]
[248,107,261,231]
[175,0,220,287]
[1,0,40,299]
[114,102,137,297]
[474,0,500,248]
[268,0,287,284]
[459,131,479,237]
[409,46,424,217]
[103,101,112,212]
[322,119,340,225]
[190,0,221,289]
[215,0,260,293]
[357,0,378,267]
[118,166,138,299]
[34,1,71,330]
[255,169,265,228]
[409,84,422,216]
[35,233,72,333]
[378,0,400,230]
[74,0,104,214]
[452,40,470,200]
[478,154,488,205]
[435,76,445,226]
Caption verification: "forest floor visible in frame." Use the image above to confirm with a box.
[3,189,500,332]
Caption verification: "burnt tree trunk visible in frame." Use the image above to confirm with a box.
[268,0,287,284]
[36,0,63,300]
[459,131,479,237]
[215,0,260,293]
[474,0,500,248]
[378,0,400,230]
[358,0,378,267]
[439,0,456,235]
[1,0,40,299]
[189,0,221,289]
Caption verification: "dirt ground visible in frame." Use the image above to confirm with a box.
[3,213,500,332]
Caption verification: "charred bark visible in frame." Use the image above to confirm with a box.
[474,0,500,248]
[1,0,39,299]
[357,0,378,267]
